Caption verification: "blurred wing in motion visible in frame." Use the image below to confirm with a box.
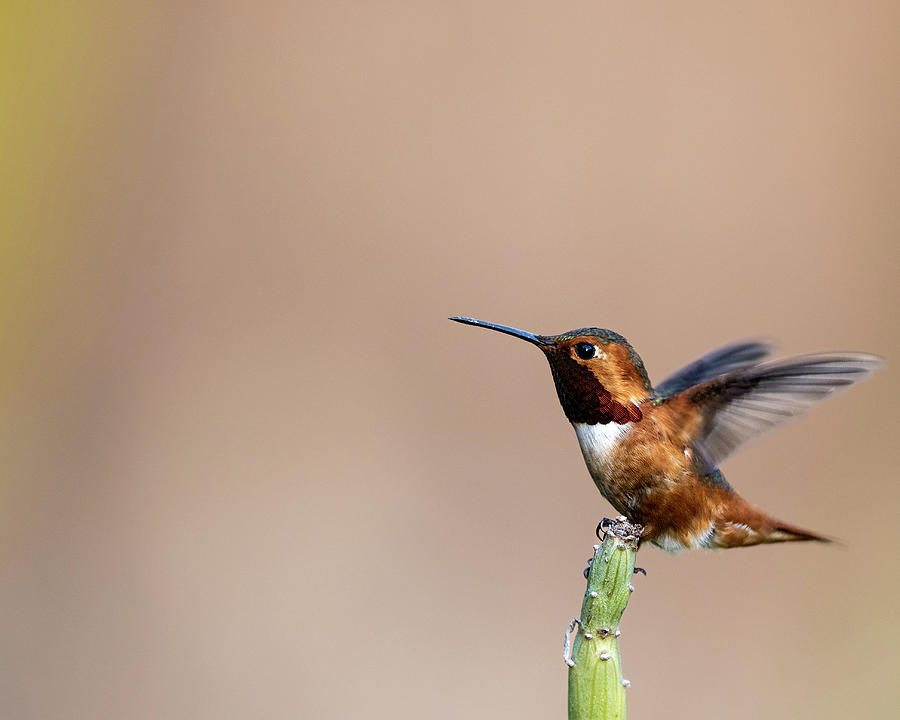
[654,340,775,400]
[685,353,882,472]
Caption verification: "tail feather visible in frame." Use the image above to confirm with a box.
[766,521,832,544]
[712,510,832,548]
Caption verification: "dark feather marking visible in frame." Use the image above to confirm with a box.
[546,352,642,425]
[699,469,734,493]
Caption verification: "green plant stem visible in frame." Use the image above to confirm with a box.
[566,517,642,720]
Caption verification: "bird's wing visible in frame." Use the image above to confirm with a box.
[653,340,775,400]
[679,353,881,472]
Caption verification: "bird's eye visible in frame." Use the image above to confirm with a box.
[575,342,596,360]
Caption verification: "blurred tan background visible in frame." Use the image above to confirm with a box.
[2,2,899,718]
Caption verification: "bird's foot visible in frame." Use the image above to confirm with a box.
[633,567,647,576]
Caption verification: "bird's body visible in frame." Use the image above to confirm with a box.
[571,405,816,552]
[450,317,881,552]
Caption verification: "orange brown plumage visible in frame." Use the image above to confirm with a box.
[449,317,879,553]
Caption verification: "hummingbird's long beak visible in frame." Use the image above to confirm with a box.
[448,317,553,347]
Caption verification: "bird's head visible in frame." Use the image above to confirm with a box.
[450,317,650,425]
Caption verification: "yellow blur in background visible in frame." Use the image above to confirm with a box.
[2,2,899,718]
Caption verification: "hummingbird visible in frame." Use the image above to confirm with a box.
[450,316,881,552]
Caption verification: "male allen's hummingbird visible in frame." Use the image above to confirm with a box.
[450,317,881,552]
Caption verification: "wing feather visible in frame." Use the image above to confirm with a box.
[685,352,881,471]
[654,340,775,400]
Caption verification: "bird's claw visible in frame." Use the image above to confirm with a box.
[595,518,612,539]
[633,567,647,576]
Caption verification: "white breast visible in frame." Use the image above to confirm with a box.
[572,421,630,483]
